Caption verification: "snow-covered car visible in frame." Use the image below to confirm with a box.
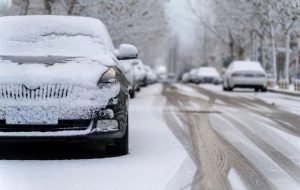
[181,72,190,83]
[194,67,221,84]
[133,60,147,87]
[189,68,199,83]
[0,15,138,155]
[144,65,157,85]
[120,58,139,98]
[223,61,267,92]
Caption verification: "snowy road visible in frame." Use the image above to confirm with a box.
[163,83,300,190]
[1,83,300,190]
[0,84,196,190]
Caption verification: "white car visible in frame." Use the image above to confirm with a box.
[188,68,199,83]
[120,59,139,98]
[181,72,190,83]
[133,60,147,87]
[194,67,221,84]
[144,65,157,85]
[223,61,267,92]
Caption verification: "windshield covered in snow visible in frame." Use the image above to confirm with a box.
[0,16,110,58]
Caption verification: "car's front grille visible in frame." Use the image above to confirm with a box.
[0,120,91,132]
[0,84,74,100]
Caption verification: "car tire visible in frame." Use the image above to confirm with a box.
[129,90,135,99]
[228,87,233,91]
[255,88,259,92]
[261,87,267,92]
[106,115,129,156]
[223,86,228,91]
[136,86,140,92]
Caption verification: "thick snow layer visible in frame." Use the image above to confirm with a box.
[0,57,114,88]
[115,44,138,59]
[0,16,111,57]
[0,57,120,123]
[0,84,195,190]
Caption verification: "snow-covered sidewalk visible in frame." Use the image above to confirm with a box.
[268,85,300,97]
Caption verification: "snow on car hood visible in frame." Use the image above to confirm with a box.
[0,56,121,121]
[0,56,115,88]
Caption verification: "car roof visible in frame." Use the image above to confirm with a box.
[231,61,265,72]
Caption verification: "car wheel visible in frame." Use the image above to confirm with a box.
[261,87,267,92]
[223,86,228,91]
[129,90,135,99]
[136,86,140,92]
[255,88,259,92]
[106,115,129,156]
[228,87,233,91]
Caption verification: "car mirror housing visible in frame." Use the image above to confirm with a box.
[115,44,138,60]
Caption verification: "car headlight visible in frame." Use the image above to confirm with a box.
[100,68,118,83]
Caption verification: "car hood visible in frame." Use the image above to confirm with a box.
[0,56,115,88]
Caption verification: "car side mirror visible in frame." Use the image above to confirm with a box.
[115,44,138,60]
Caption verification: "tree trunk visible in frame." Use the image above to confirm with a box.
[271,24,277,80]
[229,33,234,59]
[261,35,266,69]
[285,31,291,81]
[238,47,244,60]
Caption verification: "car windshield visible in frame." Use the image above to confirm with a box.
[233,61,264,72]
[0,16,108,57]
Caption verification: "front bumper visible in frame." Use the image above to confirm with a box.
[0,95,128,141]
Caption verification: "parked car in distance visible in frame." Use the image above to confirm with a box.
[144,65,157,85]
[181,72,190,83]
[223,61,267,92]
[133,60,147,88]
[195,67,221,84]
[0,15,137,155]
[188,68,199,83]
[120,58,139,98]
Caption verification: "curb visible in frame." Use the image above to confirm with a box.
[268,88,300,97]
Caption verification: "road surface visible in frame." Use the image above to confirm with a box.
[163,83,300,190]
[1,83,300,190]
[0,84,196,190]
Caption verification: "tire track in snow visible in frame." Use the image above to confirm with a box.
[163,84,273,190]
[220,113,300,185]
